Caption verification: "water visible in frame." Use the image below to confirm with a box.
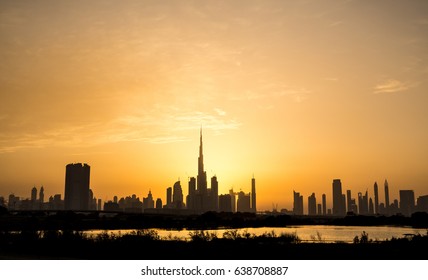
[84,225,426,243]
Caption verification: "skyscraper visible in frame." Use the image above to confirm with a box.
[166,187,172,208]
[251,176,256,213]
[230,188,236,212]
[332,179,345,216]
[39,186,44,204]
[197,128,207,195]
[237,191,251,213]
[172,181,184,209]
[64,163,90,211]
[374,181,379,214]
[346,190,352,212]
[187,129,220,214]
[219,194,232,212]
[308,193,317,215]
[31,186,37,202]
[399,190,415,217]
[358,190,369,215]
[211,176,218,211]
[384,179,390,214]
[293,191,304,215]
[186,177,196,210]
[322,194,327,215]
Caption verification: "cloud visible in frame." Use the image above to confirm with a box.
[0,108,241,153]
[214,108,226,116]
[229,84,311,103]
[373,79,415,94]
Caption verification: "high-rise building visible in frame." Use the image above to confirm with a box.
[219,194,232,212]
[322,194,327,215]
[166,187,172,208]
[332,179,345,216]
[293,191,304,215]
[308,193,317,215]
[155,198,162,209]
[417,195,428,213]
[229,188,236,212]
[237,191,251,213]
[251,176,256,213]
[186,177,196,210]
[211,176,219,211]
[399,190,415,217]
[172,181,184,209]
[374,182,379,214]
[384,179,390,214]
[31,186,37,202]
[39,186,44,204]
[346,190,352,212]
[369,198,374,215]
[186,129,221,214]
[358,190,369,215]
[197,128,207,195]
[143,190,155,210]
[64,163,90,211]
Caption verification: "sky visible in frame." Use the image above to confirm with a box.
[1,0,427,212]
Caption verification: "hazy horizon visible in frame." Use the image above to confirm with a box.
[1,0,427,211]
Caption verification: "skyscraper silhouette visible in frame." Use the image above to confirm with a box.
[374,181,379,214]
[172,181,184,209]
[197,128,207,195]
[293,191,304,215]
[251,176,256,213]
[31,186,37,202]
[384,179,390,214]
[322,193,327,215]
[332,179,345,216]
[166,187,172,208]
[308,193,317,215]
[399,190,415,217]
[186,129,221,213]
[64,163,90,211]
[39,186,44,204]
[211,176,219,211]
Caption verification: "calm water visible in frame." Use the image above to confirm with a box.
[84,225,426,243]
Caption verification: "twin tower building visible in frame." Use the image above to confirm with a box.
[64,129,257,214]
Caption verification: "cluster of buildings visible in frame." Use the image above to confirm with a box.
[0,129,257,215]
[1,130,427,217]
[104,129,257,214]
[291,179,428,217]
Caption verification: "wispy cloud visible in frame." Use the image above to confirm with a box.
[0,108,241,153]
[229,83,311,103]
[214,108,226,116]
[373,79,415,94]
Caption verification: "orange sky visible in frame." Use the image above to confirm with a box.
[1,0,427,212]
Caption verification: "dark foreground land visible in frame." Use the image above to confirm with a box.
[0,208,427,260]
[0,228,427,260]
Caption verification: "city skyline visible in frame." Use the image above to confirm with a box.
[1,1,428,211]
[1,128,427,213]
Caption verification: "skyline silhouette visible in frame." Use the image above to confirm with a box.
[1,129,427,217]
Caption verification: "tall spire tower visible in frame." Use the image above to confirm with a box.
[197,127,207,194]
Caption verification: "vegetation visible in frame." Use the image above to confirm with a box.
[0,228,427,260]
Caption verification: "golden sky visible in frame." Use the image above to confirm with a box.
[1,0,427,212]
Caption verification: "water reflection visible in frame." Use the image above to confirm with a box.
[84,225,424,243]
